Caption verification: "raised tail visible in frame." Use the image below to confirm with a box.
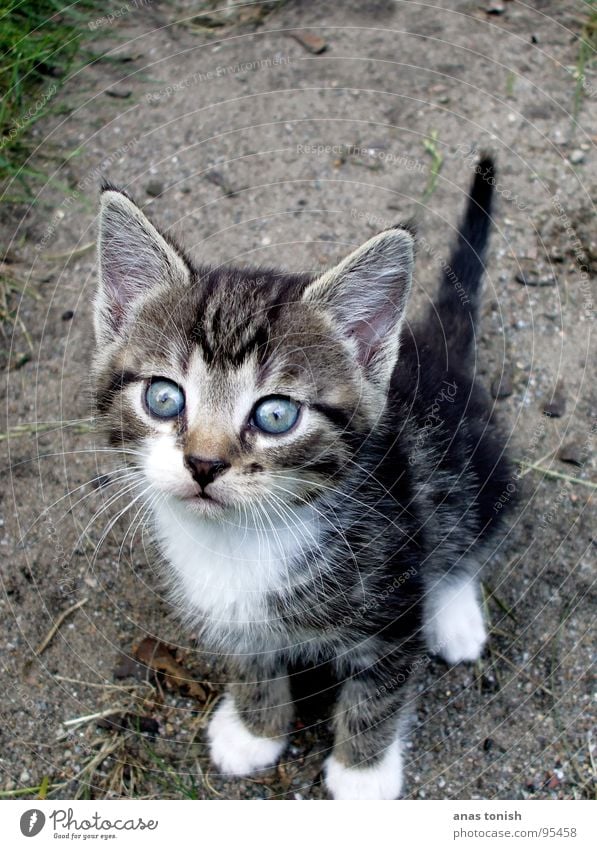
[431,155,495,363]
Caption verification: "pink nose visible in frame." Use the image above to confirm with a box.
[184,456,230,489]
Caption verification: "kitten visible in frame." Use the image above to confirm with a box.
[93,156,514,800]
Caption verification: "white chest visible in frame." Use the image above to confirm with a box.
[152,497,320,637]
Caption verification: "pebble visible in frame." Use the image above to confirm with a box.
[145,180,164,198]
[290,30,328,55]
[515,270,556,287]
[105,88,132,99]
[569,149,585,165]
[20,769,30,783]
[487,0,505,13]
[542,380,566,418]
[557,441,584,467]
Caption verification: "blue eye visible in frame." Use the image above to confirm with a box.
[146,379,185,419]
[252,396,300,434]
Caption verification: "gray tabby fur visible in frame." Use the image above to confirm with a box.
[93,158,514,799]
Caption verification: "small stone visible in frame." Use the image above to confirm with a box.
[145,180,164,198]
[483,737,495,752]
[61,309,74,321]
[491,363,514,399]
[487,0,505,13]
[290,30,328,54]
[557,441,585,467]
[19,769,30,783]
[105,88,132,99]
[542,380,566,418]
[569,149,585,165]
[515,261,556,287]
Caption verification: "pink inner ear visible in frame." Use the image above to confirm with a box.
[104,255,146,301]
[347,305,394,366]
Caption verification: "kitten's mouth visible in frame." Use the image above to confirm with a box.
[180,490,226,512]
[197,492,219,504]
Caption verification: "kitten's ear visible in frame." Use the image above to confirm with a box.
[302,228,414,387]
[95,188,189,341]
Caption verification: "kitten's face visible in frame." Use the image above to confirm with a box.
[94,190,413,518]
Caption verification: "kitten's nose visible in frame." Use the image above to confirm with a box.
[185,456,230,490]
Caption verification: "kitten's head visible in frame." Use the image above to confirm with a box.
[93,189,413,517]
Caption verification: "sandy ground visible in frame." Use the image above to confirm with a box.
[0,0,595,800]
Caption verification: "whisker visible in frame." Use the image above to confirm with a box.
[21,468,141,539]
[72,480,146,556]
[88,484,154,570]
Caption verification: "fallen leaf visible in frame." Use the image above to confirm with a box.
[133,637,211,703]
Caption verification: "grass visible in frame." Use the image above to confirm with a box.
[0,418,94,440]
[505,70,516,98]
[0,260,36,366]
[573,0,597,121]
[0,2,107,362]
[421,129,444,201]
[0,0,103,199]
[516,459,596,490]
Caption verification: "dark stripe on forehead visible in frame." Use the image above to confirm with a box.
[229,322,270,367]
[96,370,138,414]
[188,267,315,369]
[193,322,215,365]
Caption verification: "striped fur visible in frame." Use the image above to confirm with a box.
[93,158,514,799]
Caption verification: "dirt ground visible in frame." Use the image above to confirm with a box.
[0,0,595,800]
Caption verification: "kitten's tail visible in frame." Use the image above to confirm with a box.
[431,155,495,362]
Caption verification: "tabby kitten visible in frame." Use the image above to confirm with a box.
[93,157,513,799]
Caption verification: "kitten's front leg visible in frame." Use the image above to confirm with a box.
[423,573,487,664]
[207,659,293,776]
[324,665,413,800]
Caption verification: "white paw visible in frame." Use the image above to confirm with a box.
[207,695,287,776]
[425,579,487,664]
[324,740,403,800]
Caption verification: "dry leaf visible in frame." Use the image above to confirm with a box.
[133,637,211,703]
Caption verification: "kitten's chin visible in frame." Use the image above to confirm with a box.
[177,493,228,517]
